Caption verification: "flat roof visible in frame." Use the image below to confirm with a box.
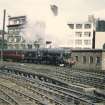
[9,16,26,20]
[68,21,92,24]
[72,49,105,52]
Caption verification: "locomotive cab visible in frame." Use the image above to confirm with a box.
[59,49,72,66]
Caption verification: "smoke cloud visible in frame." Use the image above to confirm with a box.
[22,19,46,45]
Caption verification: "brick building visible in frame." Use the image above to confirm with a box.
[71,49,105,70]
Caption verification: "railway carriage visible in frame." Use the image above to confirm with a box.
[0,49,24,62]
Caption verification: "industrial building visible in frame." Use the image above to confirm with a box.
[71,49,105,70]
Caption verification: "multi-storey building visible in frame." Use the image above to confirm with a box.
[68,22,95,49]
[96,20,105,32]
[7,16,27,49]
[7,16,46,49]
[88,16,105,49]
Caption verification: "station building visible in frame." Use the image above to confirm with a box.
[71,49,105,70]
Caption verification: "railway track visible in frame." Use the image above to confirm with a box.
[0,97,13,105]
[2,62,105,89]
[0,86,19,105]
[0,74,66,105]
[0,71,104,105]
[0,62,105,105]
[56,68,105,89]
[0,98,13,105]
[0,72,86,105]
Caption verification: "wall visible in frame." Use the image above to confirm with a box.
[95,32,105,49]
[102,52,105,70]
[71,50,102,70]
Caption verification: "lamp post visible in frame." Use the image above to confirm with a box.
[1,9,6,62]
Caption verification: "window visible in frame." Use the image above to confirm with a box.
[15,44,19,49]
[84,32,91,37]
[9,30,14,35]
[75,40,82,45]
[13,19,19,24]
[89,56,93,64]
[75,32,82,37]
[84,24,91,29]
[21,44,26,49]
[14,37,21,42]
[8,37,13,42]
[14,29,20,35]
[75,56,78,61]
[96,57,101,64]
[68,24,74,29]
[9,38,12,42]
[84,40,91,45]
[76,24,82,29]
[83,56,86,64]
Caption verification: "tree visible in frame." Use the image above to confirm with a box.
[103,43,105,49]
[0,39,7,49]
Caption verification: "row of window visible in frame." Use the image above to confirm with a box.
[8,37,22,43]
[9,18,26,25]
[8,44,26,49]
[9,28,20,31]
[75,32,91,37]
[8,28,22,35]
[75,40,91,45]
[75,56,101,64]
[69,23,92,29]
[9,31,20,35]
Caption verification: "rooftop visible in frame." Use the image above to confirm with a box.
[9,16,26,20]
[72,48,105,52]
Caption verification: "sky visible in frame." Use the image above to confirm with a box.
[0,0,105,46]
[0,0,105,21]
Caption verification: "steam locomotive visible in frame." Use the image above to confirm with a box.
[0,48,74,66]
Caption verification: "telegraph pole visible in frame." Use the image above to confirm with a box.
[1,9,6,62]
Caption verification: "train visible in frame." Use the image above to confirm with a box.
[0,48,75,66]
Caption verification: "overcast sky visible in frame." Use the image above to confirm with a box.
[0,0,105,46]
[0,0,105,22]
